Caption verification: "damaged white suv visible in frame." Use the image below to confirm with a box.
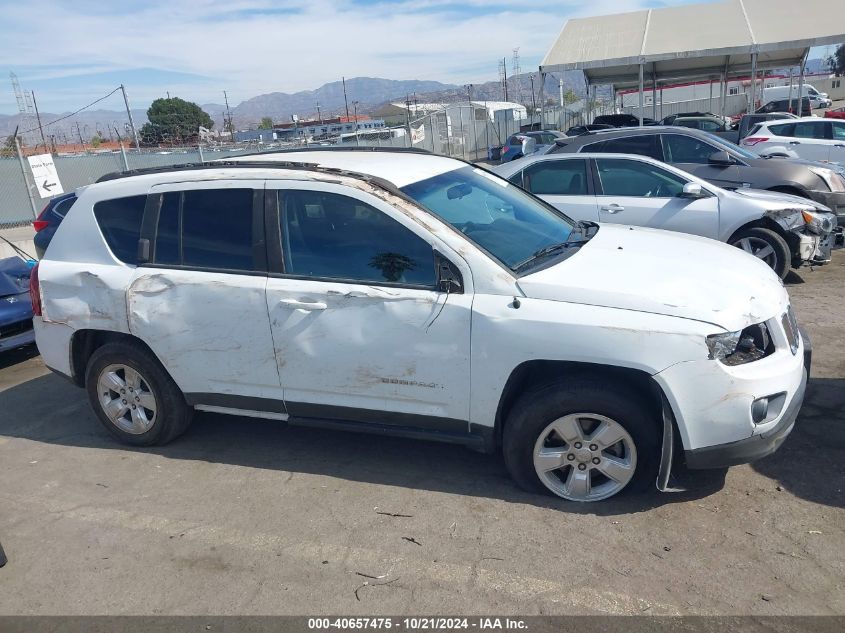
[32,150,809,502]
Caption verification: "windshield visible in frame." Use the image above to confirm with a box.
[401,166,578,271]
[699,131,759,159]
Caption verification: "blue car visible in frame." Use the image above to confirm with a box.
[33,192,76,259]
[0,256,35,352]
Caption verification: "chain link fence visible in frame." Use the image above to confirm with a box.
[0,95,729,229]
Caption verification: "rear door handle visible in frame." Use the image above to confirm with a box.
[789,141,801,145]
[278,299,327,311]
[601,203,624,213]
[834,143,845,147]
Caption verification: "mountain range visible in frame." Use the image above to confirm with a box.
[2,59,831,142]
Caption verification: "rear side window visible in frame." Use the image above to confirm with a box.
[583,135,662,160]
[793,122,828,139]
[93,195,147,264]
[151,188,257,271]
[522,160,588,195]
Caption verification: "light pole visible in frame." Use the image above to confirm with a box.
[529,74,538,126]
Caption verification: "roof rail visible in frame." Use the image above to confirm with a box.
[93,160,410,199]
[230,145,433,159]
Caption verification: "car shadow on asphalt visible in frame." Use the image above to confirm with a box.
[1,371,734,516]
[751,377,845,509]
[0,344,39,371]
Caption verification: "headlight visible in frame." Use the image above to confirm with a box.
[808,166,845,193]
[706,322,774,365]
[800,209,837,234]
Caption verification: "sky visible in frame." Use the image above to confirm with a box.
[0,0,837,115]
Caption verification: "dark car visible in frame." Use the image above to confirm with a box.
[566,123,614,136]
[592,113,656,127]
[756,97,812,117]
[32,192,76,258]
[546,126,845,224]
[0,256,35,352]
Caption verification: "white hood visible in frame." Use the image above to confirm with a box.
[517,224,789,332]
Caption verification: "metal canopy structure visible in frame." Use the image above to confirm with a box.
[538,0,845,123]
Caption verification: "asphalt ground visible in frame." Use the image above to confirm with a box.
[0,252,843,616]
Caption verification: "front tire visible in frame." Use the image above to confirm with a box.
[85,341,193,446]
[730,227,791,279]
[503,378,659,502]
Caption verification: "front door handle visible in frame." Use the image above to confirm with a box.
[278,299,327,311]
[834,143,845,147]
[601,203,624,213]
[789,141,801,145]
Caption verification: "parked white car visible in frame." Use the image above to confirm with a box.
[32,150,808,502]
[493,152,836,279]
[742,117,845,165]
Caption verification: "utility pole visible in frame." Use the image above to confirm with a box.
[529,74,537,123]
[342,77,350,120]
[76,122,84,147]
[120,84,140,150]
[352,101,360,147]
[223,91,234,141]
[30,91,48,153]
[503,58,509,101]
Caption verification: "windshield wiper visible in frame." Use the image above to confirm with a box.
[513,241,577,272]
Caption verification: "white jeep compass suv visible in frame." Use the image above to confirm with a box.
[31,149,809,502]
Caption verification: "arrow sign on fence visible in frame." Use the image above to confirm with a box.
[27,153,65,198]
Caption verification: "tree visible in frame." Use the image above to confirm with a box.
[90,135,102,148]
[563,88,579,105]
[139,97,214,146]
[834,44,845,75]
[258,117,274,129]
[1,134,15,157]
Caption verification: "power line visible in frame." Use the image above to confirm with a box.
[18,86,122,136]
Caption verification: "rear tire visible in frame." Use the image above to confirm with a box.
[502,378,659,502]
[729,226,791,279]
[85,341,193,446]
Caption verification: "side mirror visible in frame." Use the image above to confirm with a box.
[708,150,733,166]
[679,183,705,198]
[436,253,463,294]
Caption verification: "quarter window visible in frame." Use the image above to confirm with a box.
[596,158,686,198]
[583,135,662,160]
[93,195,147,264]
[522,160,588,195]
[832,122,845,140]
[279,190,435,287]
[768,123,795,137]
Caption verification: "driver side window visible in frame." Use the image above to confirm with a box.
[661,134,718,164]
[595,158,686,198]
[278,190,436,287]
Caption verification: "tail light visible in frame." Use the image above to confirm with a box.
[32,205,50,232]
[29,262,42,317]
[742,137,769,146]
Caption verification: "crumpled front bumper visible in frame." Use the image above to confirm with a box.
[653,315,808,467]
